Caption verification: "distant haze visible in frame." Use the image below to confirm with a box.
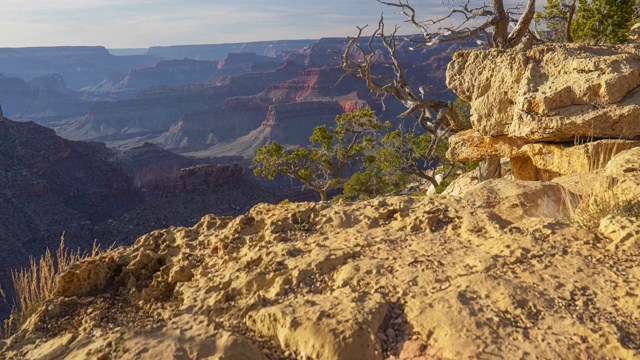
[0,0,544,49]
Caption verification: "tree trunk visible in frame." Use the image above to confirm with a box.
[478,158,502,181]
[566,0,576,43]
[507,0,536,46]
[319,190,328,202]
[492,0,509,48]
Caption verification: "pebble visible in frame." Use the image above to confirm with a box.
[378,332,387,341]
[386,328,396,339]
[261,348,271,355]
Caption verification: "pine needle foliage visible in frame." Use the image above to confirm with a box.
[253,109,389,201]
[537,0,635,44]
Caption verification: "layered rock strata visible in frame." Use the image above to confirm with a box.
[446,43,640,180]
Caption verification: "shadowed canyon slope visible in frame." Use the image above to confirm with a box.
[0,118,282,321]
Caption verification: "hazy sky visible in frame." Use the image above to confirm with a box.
[0,0,539,49]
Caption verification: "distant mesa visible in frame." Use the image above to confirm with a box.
[0,38,457,160]
[146,40,316,60]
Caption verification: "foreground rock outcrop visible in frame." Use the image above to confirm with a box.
[3,148,640,359]
[446,43,640,180]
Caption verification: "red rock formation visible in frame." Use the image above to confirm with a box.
[117,142,195,188]
[258,67,371,104]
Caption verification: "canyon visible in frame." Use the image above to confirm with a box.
[0,117,284,320]
[1,38,457,156]
[0,30,639,360]
[0,37,458,343]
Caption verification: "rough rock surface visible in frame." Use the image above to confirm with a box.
[3,149,640,359]
[513,140,640,180]
[446,129,525,162]
[447,43,640,141]
[600,147,640,204]
[446,43,640,181]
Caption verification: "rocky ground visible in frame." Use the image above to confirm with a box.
[2,146,640,359]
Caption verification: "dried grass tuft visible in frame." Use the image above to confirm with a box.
[1,234,104,339]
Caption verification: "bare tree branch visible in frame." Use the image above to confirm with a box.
[508,0,536,46]
[342,0,538,185]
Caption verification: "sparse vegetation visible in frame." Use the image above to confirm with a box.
[344,129,453,199]
[536,0,636,44]
[343,98,474,200]
[254,106,475,201]
[1,235,103,339]
[566,182,640,229]
[253,109,389,201]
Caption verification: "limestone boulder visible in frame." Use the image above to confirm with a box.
[551,172,600,196]
[446,129,524,162]
[447,43,640,141]
[462,179,570,224]
[511,139,640,181]
[441,170,479,197]
[601,146,640,203]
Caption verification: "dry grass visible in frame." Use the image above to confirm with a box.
[561,140,640,229]
[567,184,640,229]
[1,234,103,339]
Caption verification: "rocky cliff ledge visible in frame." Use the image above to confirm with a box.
[446,43,640,181]
[3,147,640,359]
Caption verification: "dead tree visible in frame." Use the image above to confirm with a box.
[342,0,536,182]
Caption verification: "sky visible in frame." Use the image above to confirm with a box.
[0,0,540,49]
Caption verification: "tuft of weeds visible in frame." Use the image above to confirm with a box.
[559,139,640,229]
[1,234,104,339]
[569,190,640,229]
